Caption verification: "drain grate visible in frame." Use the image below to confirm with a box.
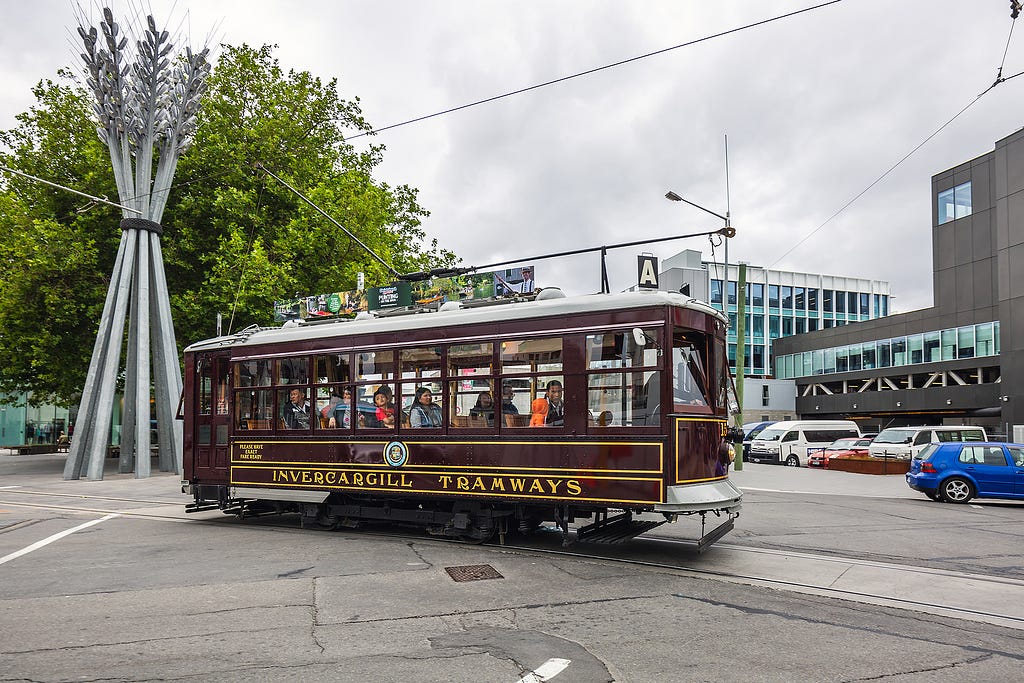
[444,564,504,582]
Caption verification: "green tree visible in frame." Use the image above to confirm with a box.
[0,46,456,405]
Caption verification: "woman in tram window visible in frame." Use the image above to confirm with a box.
[409,386,443,427]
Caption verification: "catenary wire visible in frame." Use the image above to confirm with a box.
[767,81,1001,269]
[345,1,845,140]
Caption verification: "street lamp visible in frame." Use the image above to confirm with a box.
[665,188,742,468]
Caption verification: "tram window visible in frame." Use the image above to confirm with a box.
[198,424,211,445]
[587,371,660,427]
[451,380,495,428]
[315,354,351,384]
[235,360,271,387]
[358,383,397,429]
[672,332,709,410]
[511,376,564,428]
[215,364,230,415]
[198,361,213,415]
[401,347,442,379]
[449,343,493,376]
[402,380,443,427]
[279,388,315,430]
[357,351,395,382]
[276,357,309,385]
[712,342,731,412]
[586,330,659,369]
[236,389,273,430]
[318,385,353,429]
[500,338,562,374]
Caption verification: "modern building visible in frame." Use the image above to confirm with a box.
[655,250,892,422]
[0,393,70,448]
[771,126,1024,440]
[658,250,892,378]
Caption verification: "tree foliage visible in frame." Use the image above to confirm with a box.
[0,46,456,405]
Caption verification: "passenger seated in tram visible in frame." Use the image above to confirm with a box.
[282,389,313,429]
[529,398,548,427]
[326,386,354,428]
[542,379,565,426]
[500,383,519,415]
[469,391,495,426]
[409,387,442,427]
[364,387,396,428]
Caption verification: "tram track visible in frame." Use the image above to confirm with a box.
[3,492,1023,630]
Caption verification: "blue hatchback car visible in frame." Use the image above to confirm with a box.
[906,442,1024,503]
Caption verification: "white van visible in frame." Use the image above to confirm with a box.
[868,425,987,460]
[747,420,860,467]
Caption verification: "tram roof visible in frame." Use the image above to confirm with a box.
[184,289,724,353]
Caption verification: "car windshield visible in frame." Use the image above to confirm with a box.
[874,428,916,444]
[756,428,786,442]
[826,438,859,450]
[745,423,771,440]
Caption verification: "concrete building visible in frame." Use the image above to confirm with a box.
[771,127,1024,440]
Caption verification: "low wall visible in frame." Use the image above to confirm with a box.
[828,457,911,475]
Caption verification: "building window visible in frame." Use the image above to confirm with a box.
[781,286,793,310]
[823,290,833,313]
[710,279,723,304]
[860,292,870,316]
[795,287,806,311]
[782,317,793,336]
[769,315,780,338]
[751,283,764,307]
[808,288,818,312]
[768,285,780,308]
[938,181,972,224]
[835,291,845,314]
[727,281,737,306]
[848,292,858,315]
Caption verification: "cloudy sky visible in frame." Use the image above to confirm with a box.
[4,0,1023,312]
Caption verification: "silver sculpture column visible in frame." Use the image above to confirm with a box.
[64,7,210,480]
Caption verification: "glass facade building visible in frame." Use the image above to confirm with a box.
[700,261,891,378]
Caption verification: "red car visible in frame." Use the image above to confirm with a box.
[807,437,873,468]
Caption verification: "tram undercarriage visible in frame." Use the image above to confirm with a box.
[185,485,738,550]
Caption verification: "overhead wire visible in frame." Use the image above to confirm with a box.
[345,0,845,140]
[769,11,1022,269]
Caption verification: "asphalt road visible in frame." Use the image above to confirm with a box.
[1,454,1023,682]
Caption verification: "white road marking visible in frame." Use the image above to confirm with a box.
[517,658,571,682]
[0,486,20,490]
[0,513,118,566]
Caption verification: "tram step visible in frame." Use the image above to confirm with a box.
[576,518,665,544]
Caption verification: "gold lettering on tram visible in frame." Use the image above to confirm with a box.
[263,468,585,497]
[237,443,264,460]
[436,474,583,497]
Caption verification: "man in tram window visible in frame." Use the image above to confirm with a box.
[541,379,564,426]
[282,388,313,429]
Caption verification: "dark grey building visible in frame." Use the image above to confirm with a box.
[772,127,1024,440]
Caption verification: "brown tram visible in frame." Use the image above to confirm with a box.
[181,289,742,548]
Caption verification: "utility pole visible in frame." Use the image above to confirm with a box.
[734,263,746,470]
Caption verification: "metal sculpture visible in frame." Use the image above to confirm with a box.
[64,7,210,480]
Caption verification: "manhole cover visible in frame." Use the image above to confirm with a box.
[444,564,504,582]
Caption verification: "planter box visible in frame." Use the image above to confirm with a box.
[828,457,911,475]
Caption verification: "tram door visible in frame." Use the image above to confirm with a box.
[193,352,232,481]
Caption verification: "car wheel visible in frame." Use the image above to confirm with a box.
[940,477,974,504]
[785,454,800,467]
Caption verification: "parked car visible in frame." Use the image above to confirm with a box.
[741,421,775,460]
[906,442,1024,503]
[807,437,873,468]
